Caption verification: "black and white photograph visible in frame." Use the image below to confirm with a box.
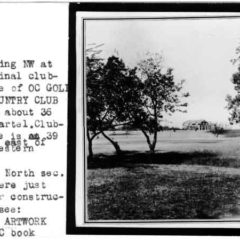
[72,6,240,231]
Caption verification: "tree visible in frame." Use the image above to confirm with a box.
[210,125,225,138]
[87,54,142,156]
[99,56,142,154]
[226,44,240,124]
[226,65,240,124]
[132,53,189,153]
[86,55,105,158]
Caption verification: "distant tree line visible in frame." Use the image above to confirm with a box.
[87,51,189,157]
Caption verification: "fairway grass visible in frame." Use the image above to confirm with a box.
[88,164,240,220]
[87,130,240,220]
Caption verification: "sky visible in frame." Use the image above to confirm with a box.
[86,16,240,128]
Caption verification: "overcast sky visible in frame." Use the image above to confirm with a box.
[86,17,240,127]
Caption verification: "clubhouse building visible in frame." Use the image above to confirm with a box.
[182,120,215,131]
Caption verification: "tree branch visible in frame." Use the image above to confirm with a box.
[90,131,101,141]
[141,129,152,146]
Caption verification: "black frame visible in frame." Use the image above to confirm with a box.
[67,2,240,235]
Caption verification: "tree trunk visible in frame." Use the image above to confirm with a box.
[88,138,93,159]
[141,129,157,154]
[86,130,93,159]
[148,144,154,153]
[150,130,158,153]
[87,130,101,158]
[101,131,122,154]
[150,104,158,153]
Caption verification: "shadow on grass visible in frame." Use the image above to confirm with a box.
[88,150,240,169]
[88,170,240,220]
[88,151,240,219]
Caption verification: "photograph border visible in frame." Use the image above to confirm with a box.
[67,2,240,235]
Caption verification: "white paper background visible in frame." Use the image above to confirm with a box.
[0,3,68,238]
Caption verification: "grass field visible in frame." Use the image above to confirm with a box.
[87,130,240,220]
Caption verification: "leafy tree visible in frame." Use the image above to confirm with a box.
[210,125,225,138]
[226,44,240,124]
[100,56,142,154]
[226,65,240,124]
[87,54,142,156]
[132,53,189,153]
[86,55,105,158]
